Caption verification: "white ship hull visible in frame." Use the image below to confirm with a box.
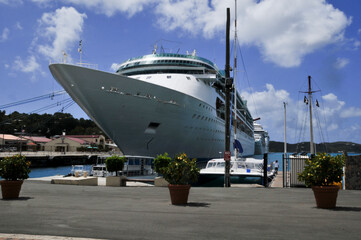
[49,63,254,159]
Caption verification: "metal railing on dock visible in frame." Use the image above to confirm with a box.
[283,154,307,187]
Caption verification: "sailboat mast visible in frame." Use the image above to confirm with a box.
[308,76,315,155]
[283,102,287,155]
[233,0,238,140]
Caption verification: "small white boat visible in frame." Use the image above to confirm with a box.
[70,165,89,177]
[200,157,275,181]
[91,155,154,177]
[91,164,111,177]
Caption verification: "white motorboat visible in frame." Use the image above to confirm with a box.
[199,157,275,182]
[70,165,88,177]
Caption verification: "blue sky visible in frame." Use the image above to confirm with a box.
[1,0,361,144]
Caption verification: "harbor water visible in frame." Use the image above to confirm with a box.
[28,152,360,179]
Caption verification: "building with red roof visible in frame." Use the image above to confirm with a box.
[44,136,90,152]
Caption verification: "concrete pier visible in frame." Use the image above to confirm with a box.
[270,171,283,187]
[0,181,360,240]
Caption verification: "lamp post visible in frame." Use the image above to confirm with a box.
[20,125,25,156]
[62,130,66,154]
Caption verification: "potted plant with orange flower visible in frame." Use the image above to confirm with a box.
[0,154,31,199]
[161,153,199,205]
[298,152,345,209]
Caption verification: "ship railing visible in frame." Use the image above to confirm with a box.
[76,62,98,70]
[49,60,98,70]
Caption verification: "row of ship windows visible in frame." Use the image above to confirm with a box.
[124,69,205,76]
[103,87,179,106]
[144,75,192,80]
[195,137,224,142]
[125,54,215,67]
[198,103,213,112]
[145,75,197,83]
[192,114,220,123]
[184,125,224,134]
[119,60,212,70]
[191,114,224,129]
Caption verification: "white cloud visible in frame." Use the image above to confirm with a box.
[154,0,226,38]
[153,0,350,67]
[13,55,40,73]
[237,0,350,67]
[37,7,87,62]
[110,63,121,72]
[321,93,345,118]
[334,57,349,69]
[62,0,154,17]
[241,84,290,116]
[35,0,350,68]
[0,0,22,5]
[353,40,360,49]
[241,86,361,142]
[31,0,49,3]
[322,93,338,102]
[240,84,291,134]
[0,27,9,42]
[327,123,338,132]
[341,107,361,118]
[15,22,23,30]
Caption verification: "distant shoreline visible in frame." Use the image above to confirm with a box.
[269,141,361,153]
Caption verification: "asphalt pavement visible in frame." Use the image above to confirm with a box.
[0,181,361,240]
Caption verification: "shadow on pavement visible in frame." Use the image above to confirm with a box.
[1,196,33,201]
[172,202,211,208]
[332,206,361,212]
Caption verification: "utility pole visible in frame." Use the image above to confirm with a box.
[224,8,232,188]
[283,102,287,155]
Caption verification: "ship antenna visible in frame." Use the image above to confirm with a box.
[62,51,67,63]
[152,44,157,54]
[78,40,82,64]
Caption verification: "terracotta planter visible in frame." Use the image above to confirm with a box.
[0,180,24,199]
[312,185,339,209]
[168,184,191,205]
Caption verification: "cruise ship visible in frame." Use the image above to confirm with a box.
[253,122,269,155]
[49,51,255,159]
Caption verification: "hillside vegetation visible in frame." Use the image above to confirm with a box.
[269,141,361,153]
[0,111,105,137]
